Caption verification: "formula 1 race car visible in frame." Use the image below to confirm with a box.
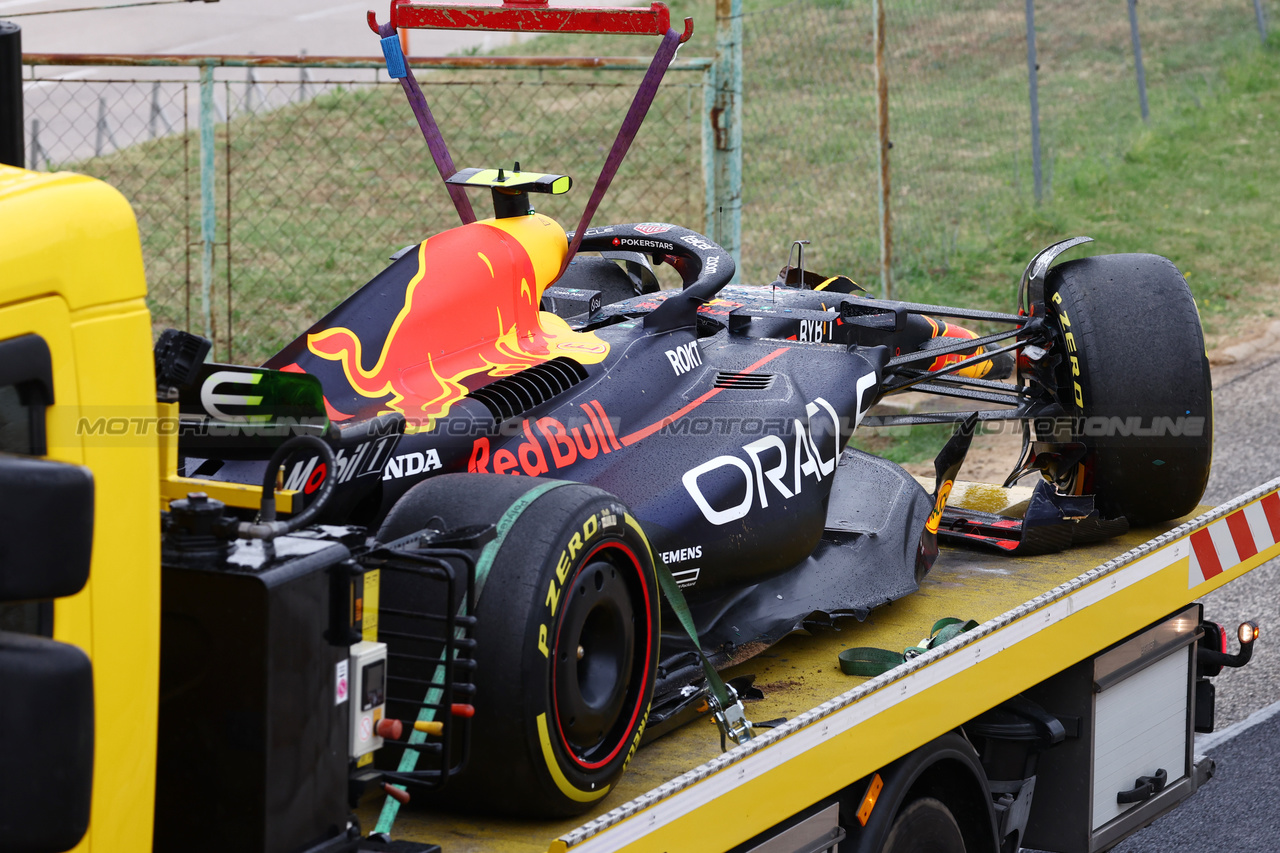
[159,1,1212,818]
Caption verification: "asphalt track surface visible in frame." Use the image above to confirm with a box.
[1105,352,1280,852]
[5,0,531,58]
[7,3,1278,847]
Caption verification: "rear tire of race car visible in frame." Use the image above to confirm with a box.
[377,474,660,817]
[1043,253,1212,526]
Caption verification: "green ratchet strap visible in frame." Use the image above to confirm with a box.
[838,618,979,677]
[374,480,570,835]
[653,561,754,747]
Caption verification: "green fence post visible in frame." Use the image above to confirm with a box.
[1127,0,1150,123]
[711,0,742,281]
[199,63,215,345]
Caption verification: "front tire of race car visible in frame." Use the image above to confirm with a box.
[378,475,659,817]
[1043,253,1212,526]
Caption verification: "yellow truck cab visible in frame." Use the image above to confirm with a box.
[0,165,160,851]
[1,166,434,853]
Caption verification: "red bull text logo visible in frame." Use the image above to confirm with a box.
[469,400,622,476]
[306,217,609,432]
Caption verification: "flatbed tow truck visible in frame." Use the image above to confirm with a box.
[1,5,1274,851]
[376,479,1276,853]
[0,165,1271,851]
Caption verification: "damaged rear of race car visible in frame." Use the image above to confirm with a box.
[158,0,1213,818]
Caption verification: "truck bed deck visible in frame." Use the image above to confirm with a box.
[365,477,1280,853]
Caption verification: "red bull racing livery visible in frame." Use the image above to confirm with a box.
[174,198,1211,816]
[163,0,1213,819]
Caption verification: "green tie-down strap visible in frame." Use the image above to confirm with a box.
[838,617,979,677]
[653,561,754,746]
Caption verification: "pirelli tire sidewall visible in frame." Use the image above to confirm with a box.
[1044,253,1213,526]
[470,481,658,816]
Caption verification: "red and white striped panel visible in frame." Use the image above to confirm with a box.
[1189,491,1280,587]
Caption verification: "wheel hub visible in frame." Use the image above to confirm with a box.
[554,559,637,758]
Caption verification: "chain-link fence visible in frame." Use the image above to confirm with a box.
[26,73,196,335]
[21,59,708,363]
[738,0,1275,298]
[16,0,1276,359]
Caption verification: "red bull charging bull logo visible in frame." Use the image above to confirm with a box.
[306,215,610,432]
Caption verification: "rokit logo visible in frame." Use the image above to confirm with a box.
[468,401,622,476]
[665,340,704,376]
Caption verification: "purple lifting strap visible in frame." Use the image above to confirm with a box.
[378,21,681,264]
[379,21,477,225]
[561,25,682,275]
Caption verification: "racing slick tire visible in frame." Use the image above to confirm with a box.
[1043,253,1212,526]
[377,474,660,817]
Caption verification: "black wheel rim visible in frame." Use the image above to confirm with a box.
[551,542,650,769]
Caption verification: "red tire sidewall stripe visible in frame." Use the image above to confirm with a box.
[550,539,653,772]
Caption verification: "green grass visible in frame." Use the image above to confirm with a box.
[62,73,705,362]
[889,37,1280,336]
[58,1,1280,364]
[851,422,957,465]
[470,0,1280,340]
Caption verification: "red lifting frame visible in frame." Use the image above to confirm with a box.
[364,0,692,270]
[367,0,694,42]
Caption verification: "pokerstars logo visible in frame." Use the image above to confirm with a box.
[611,237,675,251]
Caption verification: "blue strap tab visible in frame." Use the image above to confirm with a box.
[380,35,407,79]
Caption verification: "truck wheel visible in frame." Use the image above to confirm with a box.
[1043,253,1212,526]
[881,797,966,853]
[377,474,660,817]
